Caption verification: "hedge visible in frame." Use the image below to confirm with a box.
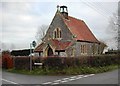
[13,56,30,70]
[13,56,43,70]
[42,55,119,69]
[12,54,119,70]
[43,57,63,69]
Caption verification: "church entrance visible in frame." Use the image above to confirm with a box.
[47,46,53,56]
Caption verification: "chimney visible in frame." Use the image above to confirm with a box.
[59,6,68,19]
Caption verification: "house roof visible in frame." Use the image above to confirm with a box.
[34,39,72,52]
[63,16,99,43]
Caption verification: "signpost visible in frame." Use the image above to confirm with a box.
[30,41,36,71]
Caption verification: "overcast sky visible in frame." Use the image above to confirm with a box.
[0,0,119,51]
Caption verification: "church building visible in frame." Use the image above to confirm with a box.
[34,6,105,57]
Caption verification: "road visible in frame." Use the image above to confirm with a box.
[1,69,119,85]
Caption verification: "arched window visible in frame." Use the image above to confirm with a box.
[59,30,61,38]
[54,31,57,38]
[54,28,62,38]
[57,28,59,38]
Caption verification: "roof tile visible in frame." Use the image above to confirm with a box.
[63,16,99,43]
[34,39,72,52]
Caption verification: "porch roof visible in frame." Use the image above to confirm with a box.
[34,39,72,52]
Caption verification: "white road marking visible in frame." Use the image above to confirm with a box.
[42,81,52,84]
[42,74,95,85]
[68,78,76,81]
[2,78,18,84]
[70,76,78,78]
[89,74,95,76]
[52,82,59,85]
[83,75,89,77]
[53,79,62,82]
[61,80,69,83]
[62,77,69,80]
[83,74,95,78]
[75,77,83,79]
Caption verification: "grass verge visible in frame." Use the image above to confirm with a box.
[6,64,118,75]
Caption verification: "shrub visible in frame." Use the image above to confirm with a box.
[2,50,13,69]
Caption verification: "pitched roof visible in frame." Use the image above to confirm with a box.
[35,13,100,52]
[63,16,99,43]
[34,39,72,52]
[50,39,72,50]
[34,43,44,52]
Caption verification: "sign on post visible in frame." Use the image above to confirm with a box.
[32,41,36,48]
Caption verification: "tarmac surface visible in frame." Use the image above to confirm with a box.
[1,69,119,85]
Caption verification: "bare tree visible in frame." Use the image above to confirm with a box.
[108,13,118,34]
[35,25,48,43]
[118,2,120,50]
[107,12,118,49]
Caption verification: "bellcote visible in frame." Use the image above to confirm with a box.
[57,5,68,19]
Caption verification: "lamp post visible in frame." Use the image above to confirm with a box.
[30,41,36,71]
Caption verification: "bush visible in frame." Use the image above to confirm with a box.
[2,50,13,69]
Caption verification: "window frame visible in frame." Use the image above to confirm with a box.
[81,44,87,55]
[53,27,62,39]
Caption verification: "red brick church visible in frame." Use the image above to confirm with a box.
[34,6,106,57]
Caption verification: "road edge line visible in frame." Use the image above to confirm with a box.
[2,78,18,84]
